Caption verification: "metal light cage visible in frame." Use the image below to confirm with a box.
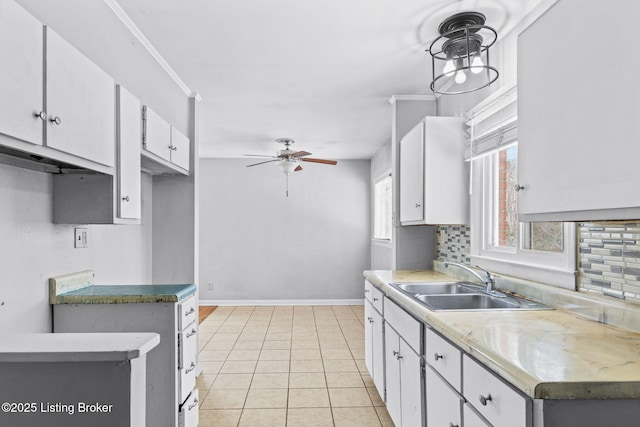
[428,12,499,95]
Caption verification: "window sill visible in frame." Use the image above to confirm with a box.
[470,254,577,290]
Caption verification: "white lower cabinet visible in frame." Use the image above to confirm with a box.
[426,366,463,427]
[364,297,385,398]
[464,403,490,427]
[53,294,199,427]
[384,298,423,427]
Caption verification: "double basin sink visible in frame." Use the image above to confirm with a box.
[391,282,552,311]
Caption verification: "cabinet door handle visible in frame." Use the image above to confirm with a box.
[33,111,47,121]
[186,328,197,338]
[169,145,177,151]
[185,362,196,374]
[122,196,130,202]
[434,352,444,361]
[185,307,195,317]
[514,184,525,192]
[393,350,402,360]
[49,116,62,125]
[415,203,421,208]
[449,423,459,427]
[187,398,198,411]
[479,394,492,406]
[364,289,369,293]
[367,316,373,323]
[373,297,379,302]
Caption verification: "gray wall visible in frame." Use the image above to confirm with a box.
[199,158,371,302]
[0,164,153,333]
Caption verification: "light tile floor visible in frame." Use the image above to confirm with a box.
[197,305,393,427]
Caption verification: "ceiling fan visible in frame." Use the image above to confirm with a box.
[244,138,337,174]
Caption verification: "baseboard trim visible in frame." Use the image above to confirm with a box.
[199,299,364,307]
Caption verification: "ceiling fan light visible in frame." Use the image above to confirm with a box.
[278,159,299,174]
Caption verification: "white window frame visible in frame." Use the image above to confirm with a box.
[372,172,392,243]
[467,87,576,290]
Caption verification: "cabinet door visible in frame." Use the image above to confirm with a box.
[399,120,424,223]
[371,305,384,399]
[399,339,422,427]
[0,0,43,145]
[46,28,115,167]
[144,106,171,162]
[170,126,190,171]
[364,300,374,379]
[517,0,640,221]
[384,327,402,427]
[426,366,463,427]
[116,85,141,219]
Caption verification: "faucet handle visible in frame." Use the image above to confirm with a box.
[474,264,493,280]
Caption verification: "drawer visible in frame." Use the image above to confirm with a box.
[364,280,383,313]
[426,365,463,427]
[179,322,198,403]
[179,295,197,330]
[383,297,421,353]
[426,328,462,392]
[463,403,490,427]
[463,355,530,427]
[179,389,199,427]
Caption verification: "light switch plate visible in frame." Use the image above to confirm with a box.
[74,227,88,248]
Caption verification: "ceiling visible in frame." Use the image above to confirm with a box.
[17,0,539,160]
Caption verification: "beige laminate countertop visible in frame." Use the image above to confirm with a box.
[364,270,640,400]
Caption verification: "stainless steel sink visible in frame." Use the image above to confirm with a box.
[393,282,482,295]
[416,293,552,311]
[390,281,552,311]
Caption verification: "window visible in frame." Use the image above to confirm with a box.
[373,174,392,241]
[468,86,575,288]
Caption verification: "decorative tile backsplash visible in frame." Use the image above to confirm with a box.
[435,225,471,265]
[435,222,640,304]
[579,222,640,301]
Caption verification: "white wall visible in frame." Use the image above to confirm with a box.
[0,164,153,333]
[199,158,370,302]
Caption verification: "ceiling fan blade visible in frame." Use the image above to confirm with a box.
[294,165,303,172]
[246,159,280,167]
[291,150,311,158]
[301,157,337,165]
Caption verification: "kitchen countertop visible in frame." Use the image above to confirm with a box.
[364,269,640,400]
[49,270,197,304]
[0,333,160,362]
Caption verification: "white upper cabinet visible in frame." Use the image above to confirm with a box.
[142,105,190,174]
[517,0,640,221]
[399,116,468,225]
[45,27,115,167]
[0,0,44,145]
[170,126,190,171]
[116,85,141,220]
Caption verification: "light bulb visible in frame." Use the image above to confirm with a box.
[471,55,484,74]
[454,69,467,84]
[443,60,455,76]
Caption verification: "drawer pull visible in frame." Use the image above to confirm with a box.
[186,328,197,338]
[393,350,402,360]
[449,423,459,427]
[434,352,444,361]
[187,398,198,411]
[373,297,379,302]
[367,317,373,323]
[479,394,492,406]
[184,307,196,317]
[185,362,196,374]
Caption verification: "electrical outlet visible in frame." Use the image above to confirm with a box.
[207,282,214,290]
[74,227,88,248]
[439,230,446,245]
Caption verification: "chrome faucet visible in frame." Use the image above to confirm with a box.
[444,262,498,295]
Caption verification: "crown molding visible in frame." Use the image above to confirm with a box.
[104,0,193,98]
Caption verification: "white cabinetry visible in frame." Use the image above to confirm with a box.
[0,0,44,146]
[383,297,423,427]
[517,0,640,221]
[364,280,385,399]
[53,294,199,427]
[45,27,115,167]
[52,85,141,224]
[142,105,190,174]
[399,116,468,225]
[426,366,463,427]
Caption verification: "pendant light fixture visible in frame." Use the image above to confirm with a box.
[428,11,499,95]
